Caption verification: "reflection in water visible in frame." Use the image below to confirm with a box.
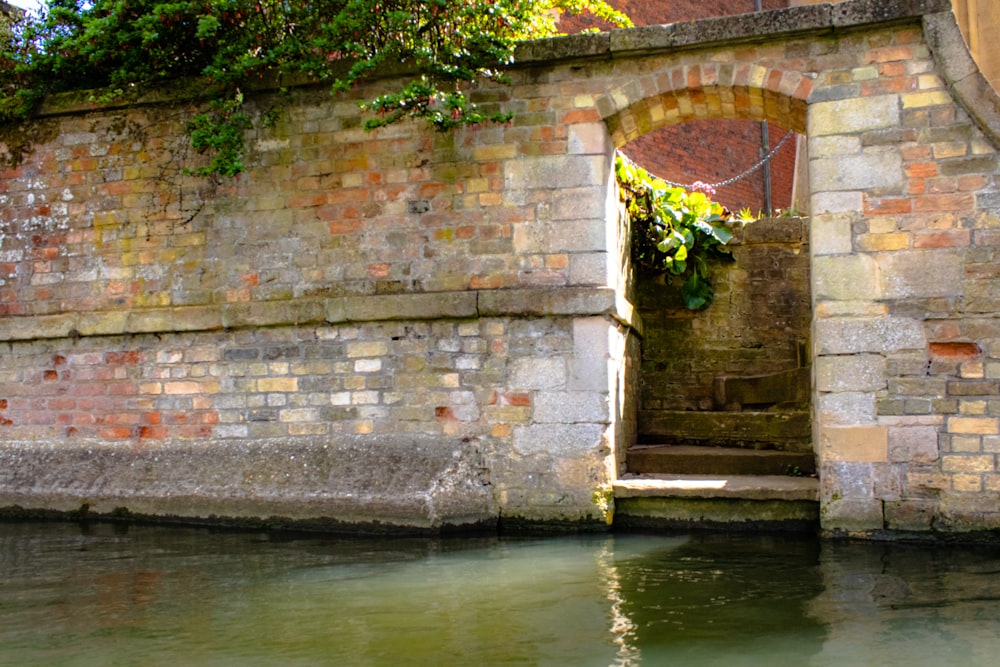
[1,523,1000,665]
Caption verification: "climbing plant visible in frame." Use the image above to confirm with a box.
[0,0,630,174]
[615,152,738,310]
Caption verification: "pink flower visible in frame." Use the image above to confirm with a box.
[690,181,716,196]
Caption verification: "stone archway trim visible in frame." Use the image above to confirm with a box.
[924,10,1000,148]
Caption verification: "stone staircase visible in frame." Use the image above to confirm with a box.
[613,371,819,531]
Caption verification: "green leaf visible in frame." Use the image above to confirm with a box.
[682,272,714,310]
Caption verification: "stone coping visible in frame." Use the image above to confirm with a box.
[0,287,642,342]
[924,10,1000,148]
[514,0,951,63]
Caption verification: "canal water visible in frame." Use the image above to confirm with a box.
[2,522,1000,666]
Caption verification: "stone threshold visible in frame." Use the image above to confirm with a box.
[614,473,818,502]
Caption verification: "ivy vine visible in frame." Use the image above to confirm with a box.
[615,152,740,310]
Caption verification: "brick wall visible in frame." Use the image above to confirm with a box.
[637,217,811,412]
[0,79,636,529]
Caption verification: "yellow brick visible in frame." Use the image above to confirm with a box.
[466,178,489,194]
[960,362,985,379]
[907,472,949,490]
[917,74,943,90]
[164,381,201,395]
[289,423,329,435]
[949,417,999,435]
[820,425,888,462]
[942,454,995,473]
[932,142,967,159]
[868,217,899,234]
[952,474,983,492]
[959,400,988,415]
[342,173,363,188]
[951,435,982,452]
[93,211,119,227]
[257,377,298,393]
[901,91,952,108]
[858,233,910,251]
[346,341,389,358]
[473,144,517,161]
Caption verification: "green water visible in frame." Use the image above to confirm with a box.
[1,523,999,666]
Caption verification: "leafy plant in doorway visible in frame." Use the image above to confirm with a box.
[615,152,742,310]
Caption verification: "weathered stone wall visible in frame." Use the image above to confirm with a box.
[0,77,637,530]
[637,217,811,412]
[2,0,1000,538]
[807,8,1000,534]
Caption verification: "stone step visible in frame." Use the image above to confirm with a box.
[613,473,819,532]
[638,409,812,452]
[627,444,816,476]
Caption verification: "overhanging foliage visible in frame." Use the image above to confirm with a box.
[1,0,629,174]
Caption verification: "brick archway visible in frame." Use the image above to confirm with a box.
[599,63,810,146]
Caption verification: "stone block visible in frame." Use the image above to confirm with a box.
[504,155,606,191]
[814,316,925,354]
[821,496,885,533]
[813,254,881,301]
[810,212,857,255]
[816,391,875,425]
[887,425,940,464]
[343,292,477,322]
[816,354,886,392]
[941,454,995,473]
[809,134,861,158]
[76,311,129,336]
[570,317,612,392]
[567,122,612,156]
[513,216,607,254]
[810,149,904,192]
[820,425,888,462]
[479,287,615,318]
[808,95,900,137]
[884,499,936,531]
[512,423,606,456]
[948,416,1000,435]
[547,187,608,221]
[812,191,863,215]
[510,358,567,390]
[533,391,609,424]
[569,252,611,287]
[879,250,964,299]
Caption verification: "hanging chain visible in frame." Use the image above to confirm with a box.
[649,129,796,190]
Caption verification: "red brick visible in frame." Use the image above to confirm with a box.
[864,198,912,215]
[913,193,975,212]
[913,230,971,248]
[929,342,982,359]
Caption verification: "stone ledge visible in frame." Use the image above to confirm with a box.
[0,287,641,342]
[0,436,497,532]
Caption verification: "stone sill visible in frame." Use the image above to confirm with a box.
[0,287,642,343]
